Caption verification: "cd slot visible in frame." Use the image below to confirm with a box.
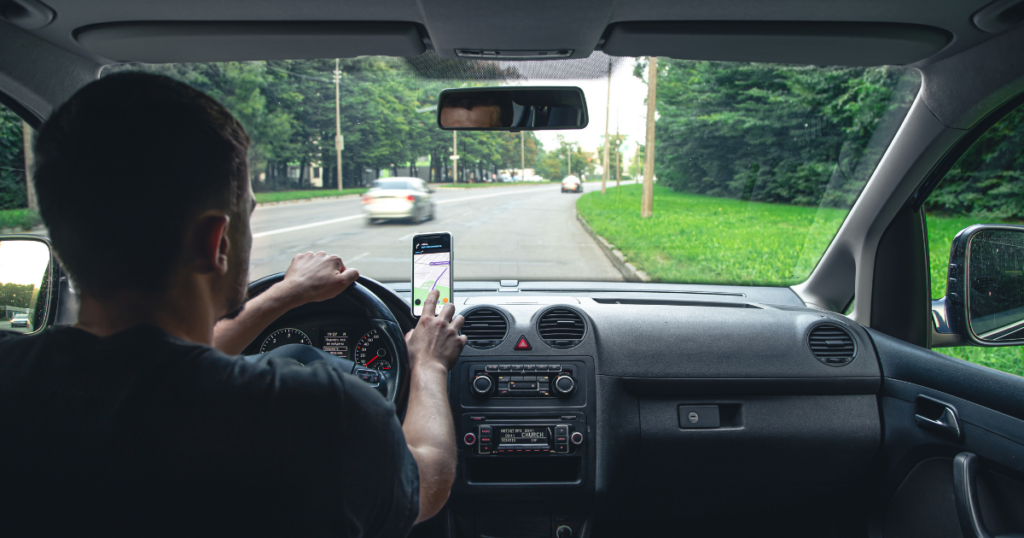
[465,456,582,484]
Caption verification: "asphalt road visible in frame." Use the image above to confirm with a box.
[250,182,623,284]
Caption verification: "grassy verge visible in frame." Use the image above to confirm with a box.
[0,209,42,231]
[254,189,367,204]
[577,184,1022,377]
[576,184,847,286]
[430,182,554,189]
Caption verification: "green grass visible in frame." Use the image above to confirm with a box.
[577,184,1022,377]
[429,182,553,189]
[254,189,367,204]
[576,184,848,286]
[0,209,42,231]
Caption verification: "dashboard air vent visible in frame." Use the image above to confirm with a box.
[538,308,586,348]
[460,308,508,349]
[808,324,857,366]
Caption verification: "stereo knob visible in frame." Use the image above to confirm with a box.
[472,375,493,395]
[554,375,575,395]
[555,525,573,538]
[570,431,584,445]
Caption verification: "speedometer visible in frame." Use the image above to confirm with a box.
[354,329,391,370]
[259,328,312,353]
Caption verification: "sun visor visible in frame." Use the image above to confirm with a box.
[76,22,426,63]
[601,22,951,66]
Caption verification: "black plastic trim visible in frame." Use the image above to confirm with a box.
[617,376,880,396]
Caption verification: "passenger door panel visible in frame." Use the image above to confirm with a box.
[870,329,1024,538]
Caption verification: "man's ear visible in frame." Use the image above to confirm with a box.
[192,213,231,275]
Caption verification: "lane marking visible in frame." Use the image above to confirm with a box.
[349,252,370,261]
[253,214,363,238]
[397,232,418,242]
[253,186,551,239]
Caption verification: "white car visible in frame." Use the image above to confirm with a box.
[10,314,30,329]
[362,177,435,224]
[561,175,582,193]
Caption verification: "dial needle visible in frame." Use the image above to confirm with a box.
[366,355,379,366]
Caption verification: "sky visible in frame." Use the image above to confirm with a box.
[0,240,49,287]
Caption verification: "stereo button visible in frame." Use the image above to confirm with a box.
[571,431,584,445]
[464,433,476,445]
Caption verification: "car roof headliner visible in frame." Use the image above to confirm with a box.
[3,0,1018,69]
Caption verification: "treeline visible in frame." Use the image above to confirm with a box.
[0,107,26,210]
[648,59,921,208]
[108,59,588,190]
[926,105,1024,219]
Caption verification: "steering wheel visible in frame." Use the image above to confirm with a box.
[245,274,412,421]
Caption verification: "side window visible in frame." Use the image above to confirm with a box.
[1,104,44,333]
[926,100,1024,377]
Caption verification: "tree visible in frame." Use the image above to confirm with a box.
[0,107,26,210]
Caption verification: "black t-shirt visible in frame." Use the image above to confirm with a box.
[0,326,419,537]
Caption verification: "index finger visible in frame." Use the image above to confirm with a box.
[420,289,439,319]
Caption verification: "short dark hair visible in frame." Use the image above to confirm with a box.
[34,72,250,294]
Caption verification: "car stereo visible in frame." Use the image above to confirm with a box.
[462,416,586,456]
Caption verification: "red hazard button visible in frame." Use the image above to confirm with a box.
[515,336,532,351]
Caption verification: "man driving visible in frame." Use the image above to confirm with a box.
[0,73,466,537]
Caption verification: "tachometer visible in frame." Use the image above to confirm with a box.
[259,328,312,353]
[354,329,391,370]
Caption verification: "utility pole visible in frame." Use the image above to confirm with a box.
[601,58,611,195]
[641,57,658,218]
[334,59,343,190]
[615,110,621,188]
[567,143,572,177]
[451,131,458,184]
[521,131,525,183]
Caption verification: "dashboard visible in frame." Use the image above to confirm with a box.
[243,279,884,537]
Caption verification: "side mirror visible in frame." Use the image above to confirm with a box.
[0,235,58,335]
[944,224,1024,345]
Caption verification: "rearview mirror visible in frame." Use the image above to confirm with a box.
[0,236,55,335]
[945,225,1024,345]
[437,87,588,131]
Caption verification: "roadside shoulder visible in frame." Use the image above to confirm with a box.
[575,212,650,282]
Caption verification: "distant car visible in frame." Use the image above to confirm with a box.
[10,314,30,328]
[362,177,435,224]
[561,175,583,193]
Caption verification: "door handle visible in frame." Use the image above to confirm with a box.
[914,395,962,440]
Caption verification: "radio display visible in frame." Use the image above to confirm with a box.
[497,426,549,446]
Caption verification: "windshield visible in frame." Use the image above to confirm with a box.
[100,53,921,286]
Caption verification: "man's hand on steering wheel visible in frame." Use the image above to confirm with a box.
[213,251,359,355]
[277,251,360,307]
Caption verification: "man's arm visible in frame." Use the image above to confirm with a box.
[401,290,467,524]
[213,251,359,355]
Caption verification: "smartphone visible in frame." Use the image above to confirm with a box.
[412,232,453,317]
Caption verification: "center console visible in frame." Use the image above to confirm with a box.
[447,357,595,538]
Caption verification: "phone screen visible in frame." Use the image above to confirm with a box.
[412,233,452,317]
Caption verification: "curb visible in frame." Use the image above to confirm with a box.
[256,194,361,207]
[576,212,650,282]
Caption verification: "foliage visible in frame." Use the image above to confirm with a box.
[105,60,563,190]
[0,208,41,230]
[0,107,27,210]
[925,104,1024,219]
[0,282,34,309]
[646,60,920,208]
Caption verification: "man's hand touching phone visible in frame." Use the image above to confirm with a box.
[401,290,467,523]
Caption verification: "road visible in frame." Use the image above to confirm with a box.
[250,182,623,283]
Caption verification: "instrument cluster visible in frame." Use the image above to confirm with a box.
[253,316,395,371]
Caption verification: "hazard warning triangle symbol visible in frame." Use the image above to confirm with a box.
[514,336,532,351]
